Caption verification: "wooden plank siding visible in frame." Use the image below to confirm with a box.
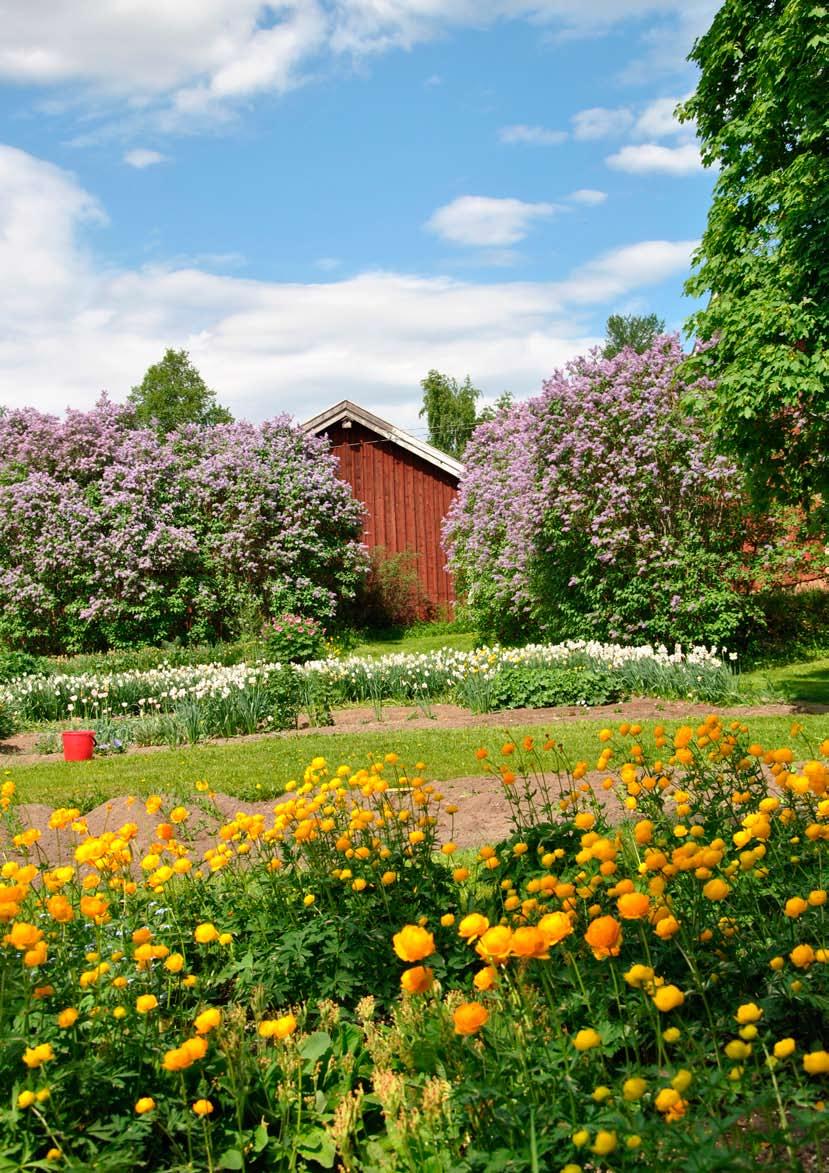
[321,420,458,608]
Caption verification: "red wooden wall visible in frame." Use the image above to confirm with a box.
[321,420,458,608]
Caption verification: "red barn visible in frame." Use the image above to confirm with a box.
[304,400,462,610]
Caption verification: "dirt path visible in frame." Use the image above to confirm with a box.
[0,697,819,770]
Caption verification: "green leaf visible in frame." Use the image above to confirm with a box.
[299,1030,332,1062]
[296,1128,336,1168]
[218,1150,244,1170]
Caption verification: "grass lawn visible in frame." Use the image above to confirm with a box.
[350,629,477,657]
[5,712,828,810]
[740,654,829,705]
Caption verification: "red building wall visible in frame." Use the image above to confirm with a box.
[320,420,458,607]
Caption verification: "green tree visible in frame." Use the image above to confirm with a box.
[603,313,665,357]
[679,0,829,516]
[128,349,233,434]
[419,370,482,459]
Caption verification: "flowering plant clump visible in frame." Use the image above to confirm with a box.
[1,640,738,737]
[262,614,326,664]
[445,336,817,647]
[0,721,828,1168]
[0,400,366,653]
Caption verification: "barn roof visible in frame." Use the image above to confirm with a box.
[303,400,464,480]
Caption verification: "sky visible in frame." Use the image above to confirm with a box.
[0,1,719,433]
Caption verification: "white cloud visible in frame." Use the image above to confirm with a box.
[559,239,697,303]
[606,142,702,175]
[0,146,695,430]
[571,106,634,140]
[568,188,607,205]
[499,123,567,146]
[632,95,688,138]
[0,3,714,133]
[123,148,167,169]
[425,195,558,247]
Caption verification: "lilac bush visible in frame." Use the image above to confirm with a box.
[445,336,778,646]
[0,399,365,653]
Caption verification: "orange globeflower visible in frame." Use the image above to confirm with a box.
[702,879,730,902]
[458,914,490,942]
[584,916,623,960]
[194,1007,222,1034]
[509,926,548,959]
[617,892,650,920]
[400,965,434,994]
[453,1002,489,1036]
[476,925,513,965]
[538,912,574,947]
[392,925,435,963]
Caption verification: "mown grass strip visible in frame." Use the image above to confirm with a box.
[5,713,827,810]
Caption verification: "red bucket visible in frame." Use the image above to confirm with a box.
[62,730,96,762]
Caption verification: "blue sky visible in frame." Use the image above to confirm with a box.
[0,1,718,432]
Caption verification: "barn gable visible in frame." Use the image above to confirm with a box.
[303,400,462,609]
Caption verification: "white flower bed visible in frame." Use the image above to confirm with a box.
[1,641,733,726]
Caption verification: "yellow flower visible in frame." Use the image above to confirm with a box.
[194,922,220,944]
[453,1002,488,1036]
[476,926,513,965]
[458,913,489,941]
[46,1149,61,1161]
[136,995,159,1014]
[392,924,435,963]
[592,1131,617,1156]
[192,1099,214,1116]
[572,1128,589,1147]
[735,1002,763,1024]
[165,953,185,974]
[653,985,685,1012]
[135,1097,156,1114]
[803,1051,829,1075]
[258,1014,297,1040]
[623,1077,647,1101]
[573,1029,602,1052]
[663,1027,681,1044]
[725,1039,751,1060]
[57,1008,78,1029]
[452,867,470,883]
[537,911,573,947]
[17,1090,36,1108]
[194,1007,222,1034]
[400,965,434,995]
[473,966,498,991]
[22,1043,54,1069]
[774,1038,796,1059]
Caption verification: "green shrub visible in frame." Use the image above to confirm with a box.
[0,699,16,740]
[262,614,325,664]
[357,546,435,629]
[488,664,624,710]
[750,587,829,662]
[0,649,40,682]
